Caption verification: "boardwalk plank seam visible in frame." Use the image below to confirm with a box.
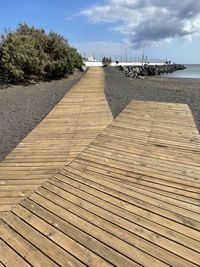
[0,67,113,215]
[0,92,200,264]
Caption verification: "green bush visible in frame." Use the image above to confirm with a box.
[102,57,112,67]
[0,24,83,83]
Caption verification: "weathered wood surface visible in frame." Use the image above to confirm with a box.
[0,67,113,216]
[1,101,200,266]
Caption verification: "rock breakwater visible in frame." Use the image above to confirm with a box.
[118,64,186,78]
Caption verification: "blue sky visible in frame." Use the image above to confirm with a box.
[1,0,200,63]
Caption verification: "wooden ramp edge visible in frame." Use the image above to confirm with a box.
[1,101,200,266]
[0,67,113,216]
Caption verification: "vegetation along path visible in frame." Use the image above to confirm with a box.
[0,67,113,217]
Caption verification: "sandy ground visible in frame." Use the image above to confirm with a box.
[1,67,200,162]
[0,71,83,162]
[104,67,200,132]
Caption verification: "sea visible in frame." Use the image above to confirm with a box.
[164,64,200,78]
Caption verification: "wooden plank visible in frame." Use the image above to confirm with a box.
[1,213,85,267]
[36,184,198,267]
[62,160,200,214]
[0,205,13,212]
[84,145,200,184]
[0,67,113,214]
[77,162,200,213]
[57,168,200,251]
[62,165,200,237]
[1,100,200,266]
[75,154,200,200]
[72,158,200,205]
[0,238,31,267]
[0,220,58,267]
[12,204,126,267]
[49,174,199,247]
[19,196,142,267]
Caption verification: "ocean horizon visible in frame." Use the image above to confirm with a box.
[164,64,200,78]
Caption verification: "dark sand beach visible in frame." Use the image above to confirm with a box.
[0,71,83,162]
[104,67,200,132]
[1,67,200,162]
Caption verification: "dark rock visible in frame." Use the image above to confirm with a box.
[118,64,186,78]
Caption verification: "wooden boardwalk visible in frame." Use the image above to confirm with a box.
[0,67,113,216]
[1,100,200,266]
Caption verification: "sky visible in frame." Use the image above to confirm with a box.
[1,0,200,63]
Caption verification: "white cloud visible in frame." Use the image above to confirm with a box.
[80,0,200,48]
